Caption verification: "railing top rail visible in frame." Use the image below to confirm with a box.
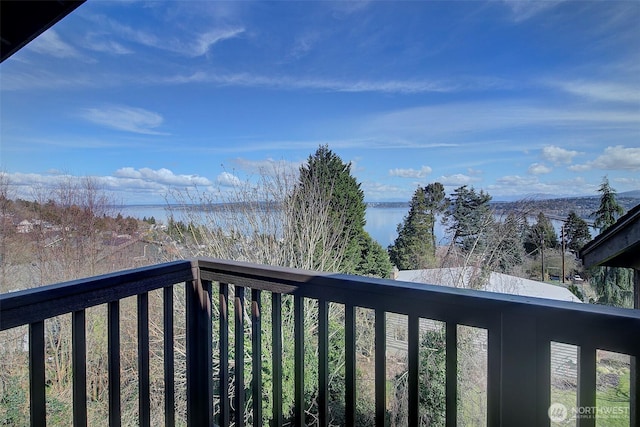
[1,257,638,354]
[0,260,194,331]
[196,257,640,355]
[195,257,640,320]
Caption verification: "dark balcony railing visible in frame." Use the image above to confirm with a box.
[1,258,638,427]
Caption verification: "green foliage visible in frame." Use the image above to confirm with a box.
[445,185,493,252]
[592,176,625,232]
[567,283,584,301]
[0,376,28,425]
[392,329,446,426]
[418,330,446,426]
[294,145,391,277]
[388,183,447,270]
[564,211,591,252]
[357,231,393,278]
[591,266,634,308]
[524,212,558,255]
[590,178,631,308]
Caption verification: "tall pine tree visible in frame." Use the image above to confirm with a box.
[294,145,391,277]
[590,176,632,307]
[564,211,591,252]
[445,185,493,252]
[388,183,447,270]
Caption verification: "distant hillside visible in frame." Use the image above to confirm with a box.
[368,190,640,223]
[492,194,640,222]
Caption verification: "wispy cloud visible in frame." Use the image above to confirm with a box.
[159,72,482,94]
[364,102,640,143]
[231,157,302,176]
[500,0,567,22]
[488,175,593,197]
[84,33,133,55]
[81,105,168,135]
[569,145,640,172]
[97,15,243,57]
[27,29,84,59]
[389,166,432,178]
[547,80,640,104]
[182,28,244,57]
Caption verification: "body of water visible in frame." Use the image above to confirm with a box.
[120,204,567,249]
[120,204,417,248]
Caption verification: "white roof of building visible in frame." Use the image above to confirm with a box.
[396,267,581,303]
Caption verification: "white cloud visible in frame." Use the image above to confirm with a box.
[81,105,168,135]
[549,80,640,104]
[115,167,212,186]
[570,145,640,172]
[84,33,133,55]
[216,172,242,187]
[28,29,83,59]
[389,166,432,178]
[527,163,552,175]
[100,15,243,57]
[541,145,580,165]
[160,72,464,94]
[500,0,567,22]
[361,181,408,202]
[180,28,245,57]
[436,174,481,187]
[487,175,594,198]
[231,157,302,176]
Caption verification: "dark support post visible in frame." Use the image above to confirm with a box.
[375,309,386,427]
[345,304,356,427]
[29,321,46,427]
[272,293,283,427]
[631,354,638,427]
[186,272,213,427]
[318,299,329,426]
[73,309,87,427]
[219,284,230,427]
[445,322,457,426]
[408,315,419,425]
[235,286,245,427]
[577,346,596,427]
[498,312,539,426]
[251,289,262,427]
[137,293,150,427]
[163,286,175,427]
[294,294,305,426]
[108,301,121,427]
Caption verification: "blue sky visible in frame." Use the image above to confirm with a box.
[1,0,639,204]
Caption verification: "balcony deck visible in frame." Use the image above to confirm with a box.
[1,258,638,426]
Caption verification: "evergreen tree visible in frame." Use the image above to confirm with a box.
[294,145,391,277]
[358,231,394,278]
[590,177,632,307]
[388,183,447,270]
[445,185,493,252]
[564,211,591,252]
[592,176,625,232]
[424,182,448,252]
[524,212,558,255]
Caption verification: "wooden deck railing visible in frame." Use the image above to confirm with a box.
[1,258,638,426]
